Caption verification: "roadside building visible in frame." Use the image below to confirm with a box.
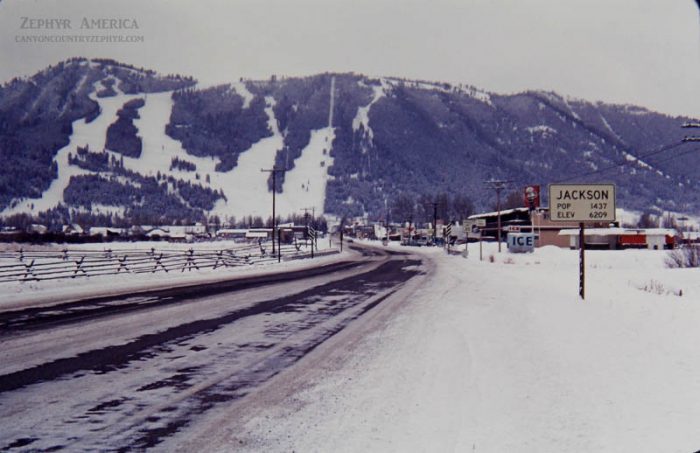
[558,228,678,250]
[89,227,124,239]
[62,224,84,236]
[28,224,48,234]
[216,229,248,240]
[145,227,171,240]
[246,228,272,241]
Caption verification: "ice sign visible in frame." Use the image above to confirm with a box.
[548,184,616,222]
[507,233,535,253]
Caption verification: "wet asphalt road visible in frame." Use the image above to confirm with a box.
[0,244,422,451]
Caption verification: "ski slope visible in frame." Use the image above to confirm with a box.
[3,76,345,220]
[1,83,141,217]
[222,97,285,219]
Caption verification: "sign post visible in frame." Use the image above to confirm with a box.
[277,228,282,263]
[308,226,316,258]
[477,218,485,261]
[548,184,616,300]
[444,223,452,250]
[579,222,585,299]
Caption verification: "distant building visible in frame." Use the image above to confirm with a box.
[89,227,124,238]
[28,224,48,234]
[216,228,248,240]
[558,228,678,250]
[246,228,272,240]
[468,208,613,248]
[145,227,170,239]
[62,224,84,236]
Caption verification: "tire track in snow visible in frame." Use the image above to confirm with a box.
[0,251,422,451]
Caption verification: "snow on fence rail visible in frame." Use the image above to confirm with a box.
[0,242,326,283]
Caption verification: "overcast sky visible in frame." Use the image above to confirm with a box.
[1,0,698,117]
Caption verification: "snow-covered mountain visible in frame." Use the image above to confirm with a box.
[1,58,698,227]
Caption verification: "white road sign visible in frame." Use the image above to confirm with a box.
[548,184,616,222]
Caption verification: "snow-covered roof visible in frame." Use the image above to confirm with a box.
[558,228,677,237]
[468,207,529,219]
[146,228,170,236]
[216,229,248,235]
[89,227,124,235]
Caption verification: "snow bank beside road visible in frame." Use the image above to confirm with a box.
[230,243,700,453]
[0,240,345,311]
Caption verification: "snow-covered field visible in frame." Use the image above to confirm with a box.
[207,242,700,453]
[6,239,700,452]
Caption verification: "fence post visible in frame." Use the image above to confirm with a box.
[182,248,199,272]
[214,250,226,269]
[117,255,130,273]
[152,253,168,273]
[72,257,87,278]
[23,259,35,280]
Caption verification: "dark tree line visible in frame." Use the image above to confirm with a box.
[170,156,196,172]
[105,98,144,158]
[390,192,474,225]
[209,213,329,233]
[166,85,272,172]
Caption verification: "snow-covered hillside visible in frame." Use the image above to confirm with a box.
[3,59,700,225]
[2,83,142,217]
[1,74,337,220]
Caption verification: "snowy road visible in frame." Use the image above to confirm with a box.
[0,244,422,451]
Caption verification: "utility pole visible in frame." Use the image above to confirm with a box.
[261,166,286,256]
[484,179,512,252]
[302,207,311,246]
[301,207,313,254]
[421,200,439,245]
[431,201,438,245]
[384,198,389,244]
[681,122,699,245]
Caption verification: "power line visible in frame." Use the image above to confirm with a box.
[641,143,700,168]
[555,140,689,183]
